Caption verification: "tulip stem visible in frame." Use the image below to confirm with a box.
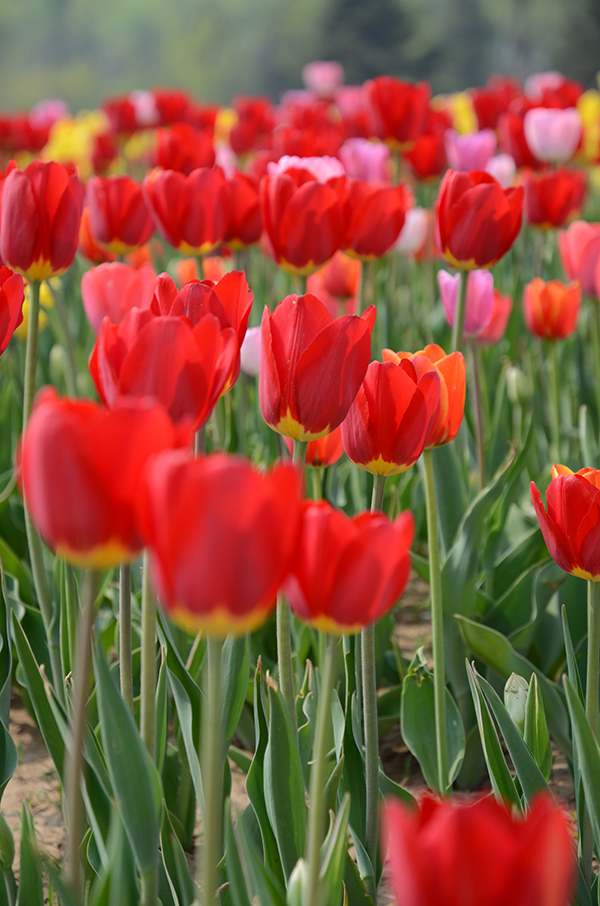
[195,425,206,456]
[66,569,99,898]
[311,468,323,501]
[201,636,225,906]
[547,340,561,463]
[140,551,156,760]
[582,580,600,885]
[451,270,468,354]
[422,448,449,795]
[362,473,386,900]
[589,302,600,432]
[469,339,486,490]
[22,277,63,701]
[357,264,365,316]
[119,563,134,714]
[293,439,308,465]
[306,634,339,906]
[276,594,298,740]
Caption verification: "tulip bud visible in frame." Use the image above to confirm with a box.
[506,366,532,406]
[504,673,529,735]
[287,857,308,906]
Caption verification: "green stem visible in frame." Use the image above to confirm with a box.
[451,270,468,354]
[140,551,156,760]
[140,870,158,906]
[357,264,365,316]
[469,339,486,490]
[306,635,339,906]
[200,637,225,906]
[311,468,323,501]
[590,303,600,430]
[195,424,207,457]
[276,594,298,740]
[293,439,308,465]
[295,274,307,295]
[547,340,561,463]
[47,282,78,396]
[66,570,99,898]
[362,473,386,900]
[423,448,449,794]
[22,278,63,701]
[119,563,134,714]
[583,580,600,884]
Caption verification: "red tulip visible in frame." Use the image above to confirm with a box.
[476,289,513,346]
[532,465,600,580]
[137,451,303,636]
[79,207,117,265]
[90,303,238,432]
[86,175,155,254]
[498,109,544,170]
[260,292,374,442]
[471,77,522,131]
[307,251,361,317]
[155,123,215,175]
[0,161,83,281]
[152,88,192,126]
[559,220,600,297]
[260,157,346,275]
[229,96,274,156]
[341,358,441,475]
[0,266,24,354]
[383,793,575,906]
[341,178,407,260]
[284,426,345,469]
[19,388,190,567]
[404,132,447,181]
[437,169,523,269]
[523,278,581,339]
[382,344,465,448]
[284,500,414,633]
[366,76,430,150]
[143,166,231,256]
[523,167,586,229]
[81,262,156,332]
[224,172,262,248]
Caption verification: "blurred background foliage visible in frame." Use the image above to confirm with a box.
[1,0,599,112]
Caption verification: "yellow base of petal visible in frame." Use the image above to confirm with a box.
[167,600,274,638]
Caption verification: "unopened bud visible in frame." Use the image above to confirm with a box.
[504,673,529,735]
[287,857,308,906]
[506,366,532,406]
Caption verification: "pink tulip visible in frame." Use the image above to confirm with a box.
[81,262,156,332]
[524,108,582,164]
[477,289,513,346]
[525,71,566,101]
[444,128,497,171]
[266,154,345,183]
[240,326,261,376]
[302,61,344,99]
[438,268,495,337]
[559,220,600,297]
[128,90,159,127]
[395,207,429,256]
[335,86,368,119]
[339,138,390,183]
[485,153,516,189]
[29,98,69,129]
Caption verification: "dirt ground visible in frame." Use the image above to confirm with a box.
[2,570,576,897]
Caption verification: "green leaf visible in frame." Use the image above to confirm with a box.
[155,650,168,777]
[523,674,552,781]
[466,661,519,806]
[236,811,287,906]
[342,852,374,906]
[430,442,466,560]
[94,640,162,877]
[224,806,253,906]
[44,862,80,906]
[456,614,571,754]
[167,668,204,818]
[400,649,465,792]
[564,675,600,855]
[220,634,250,755]
[161,805,195,906]
[320,793,351,906]
[11,612,66,778]
[228,745,252,774]
[264,677,307,880]
[473,668,549,802]
[378,768,415,808]
[17,805,43,906]
[324,755,345,817]
[0,562,13,728]
[0,722,17,803]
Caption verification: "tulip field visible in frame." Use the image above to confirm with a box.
[2,64,600,905]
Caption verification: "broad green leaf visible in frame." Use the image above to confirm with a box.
[378,768,415,808]
[523,674,552,781]
[155,650,168,776]
[224,806,253,906]
[228,745,252,774]
[320,793,351,906]
[264,677,307,880]
[161,805,195,906]
[0,722,17,803]
[324,755,345,817]
[246,664,285,887]
[400,649,465,792]
[157,611,201,740]
[564,676,600,854]
[466,662,519,806]
[11,612,65,778]
[220,634,250,755]
[17,805,43,906]
[456,614,571,754]
[236,812,287,906]
[94,641,162,877]
[0,562,12,727]
[474,669,549,802]
[430,441,466,559]
[43,862,80,906]
[167,669,204,818]
[343,852,374,906]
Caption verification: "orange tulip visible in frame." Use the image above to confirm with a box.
[523,278,581,339]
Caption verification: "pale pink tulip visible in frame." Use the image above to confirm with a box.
[523,107,582,164]
[267,154,345,183]
[240,326,261,376]
[339,138,390,182]
[29,99,69,129]
[485,154,516,189]
[81,262,156,332]
[444,128,497,171]
[559,220,600,297]
[395,207,429,256]
[524,71,565,101]
[438,268,495,337]
[302,61,344,99]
